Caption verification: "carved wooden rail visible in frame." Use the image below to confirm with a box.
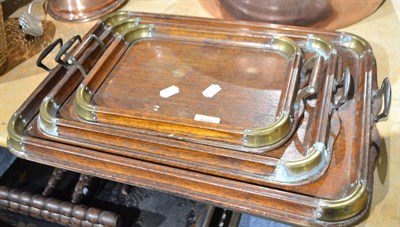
[0,186,121,227]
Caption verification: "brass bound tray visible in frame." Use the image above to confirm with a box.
[7,12,391,226]
[34,13,343,186]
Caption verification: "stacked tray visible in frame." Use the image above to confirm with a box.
[7,11,391,226]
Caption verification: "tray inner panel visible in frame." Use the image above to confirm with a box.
[93,38,289,129]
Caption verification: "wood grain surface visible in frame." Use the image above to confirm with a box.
[1,12,381,226]
[0,1,398,226]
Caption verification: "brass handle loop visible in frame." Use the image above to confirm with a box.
[374,77,391,122]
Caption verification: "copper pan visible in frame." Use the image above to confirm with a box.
[200,0,384,30]
[47,0,126,22]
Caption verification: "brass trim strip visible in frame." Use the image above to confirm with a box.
[38,96,60,136]
[121,24,154,43]
[283,142,326,174]
[339,33,371,57]
[243,36,302,148]
[75,84,97,122]
[296,35,335,105]
[272,142,328,183]
[276,36,335,179]
[102,11,136,28]
[243,112,292,148]
[75,24,154,122]
[111,18,141,35]
[7,112,28,153]
[270,36,300,59]
[305,34,336,59]
[244,36,335,148]
[317,180,368,222]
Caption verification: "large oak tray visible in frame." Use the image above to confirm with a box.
[32,13,343,187]
[7,12,391,226]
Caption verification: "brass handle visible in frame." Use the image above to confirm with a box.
[333,66,351,109]
[300,54,319,79]
[54,35,82,68]
[294,54,325,111]
[373,77,391,122]
[68,34,107,77]
[36,38,63,71]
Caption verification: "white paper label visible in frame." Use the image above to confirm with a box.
[160,85,179,98]
[202,84,222,98]
[194,114,221,124]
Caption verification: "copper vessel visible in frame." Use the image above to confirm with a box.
[47,0,126,22]
[201,0,384,29]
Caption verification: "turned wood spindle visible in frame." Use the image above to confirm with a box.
[43,168,69,196]
[71,174,95,203]
[0,186,121,227]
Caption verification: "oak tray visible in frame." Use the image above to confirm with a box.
[7,12,391,226]
[34,12,343,187]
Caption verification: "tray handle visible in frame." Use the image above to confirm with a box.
[294,54,325,111]
[36,38,63,71]
[68,34,107,77]
[54,35,82,68]
[373,77,391,122]
[332,67,351,109]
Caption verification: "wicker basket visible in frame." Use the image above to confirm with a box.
[0,4,8,74]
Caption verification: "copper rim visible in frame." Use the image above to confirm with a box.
[47,0,126,23]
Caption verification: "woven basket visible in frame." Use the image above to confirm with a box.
[0,4,7,74]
